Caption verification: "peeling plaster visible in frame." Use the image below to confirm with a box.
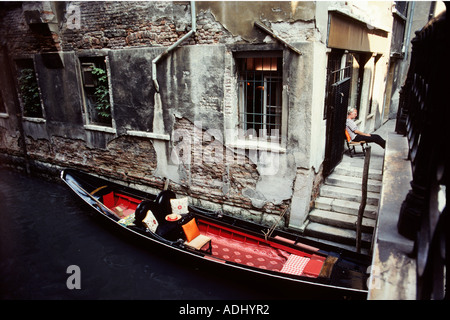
[196,1,317,42]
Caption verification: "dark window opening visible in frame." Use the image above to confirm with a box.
[237,55,283,140]
[79,57,112,127]
[16,59,43,118]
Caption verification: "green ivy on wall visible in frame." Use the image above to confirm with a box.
[91,66,111,120]
[18,68,42,118]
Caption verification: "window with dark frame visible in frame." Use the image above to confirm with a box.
[15,59,43,118]
[236,54,282,140]
[79,56,112,127]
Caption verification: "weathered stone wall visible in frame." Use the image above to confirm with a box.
[0,127,21,156]
[0,2,63,55]
[0,1,324,230]
[24,134,159,184]
[0,2,235,55]
[61,1,232,51]
[171,117,290,226]
[63,1,190,50]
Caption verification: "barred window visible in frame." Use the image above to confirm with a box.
[324,52,353,119]
[237,54,282,140]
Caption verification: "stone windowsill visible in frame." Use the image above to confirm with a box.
[226,139,286,153]
[84,124,116,134]
[126,130,170,141]
[23,116,46,123]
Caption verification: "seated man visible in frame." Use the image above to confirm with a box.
[346,107,386,149]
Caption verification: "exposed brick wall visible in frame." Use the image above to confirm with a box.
[172,117,290,225]
[0,116,290,225]
[22,134,161,187]
[195,10,228,44]
[0,1,291,227]
[0,127,22,156]
[173,117,257,207]
[0,4,57,55]
[61,1,232,51]
[0,2,233,55]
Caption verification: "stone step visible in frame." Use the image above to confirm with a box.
[325,174,382,193]
[304,221,373,248]
[308,209,375,233]
[319,184,380,206]
[340,154,385,169]
[333,165,383,181]
[314,197,378,219]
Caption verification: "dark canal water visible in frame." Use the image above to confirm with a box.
[0,168,310,302]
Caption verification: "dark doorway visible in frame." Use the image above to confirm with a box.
[323,51,352,176]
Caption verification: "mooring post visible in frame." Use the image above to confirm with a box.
[356,145,371,253]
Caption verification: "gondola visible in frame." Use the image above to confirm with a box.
[61,168,371,299]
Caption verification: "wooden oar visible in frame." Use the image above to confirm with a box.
[70,180,121,219]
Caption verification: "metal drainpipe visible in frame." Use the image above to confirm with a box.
[403,1,415,62]
[152,1,196,93]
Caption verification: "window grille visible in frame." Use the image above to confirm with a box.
[237,56,282,140]
[324,52,353,119]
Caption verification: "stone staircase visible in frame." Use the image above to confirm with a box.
[303,150,384,254]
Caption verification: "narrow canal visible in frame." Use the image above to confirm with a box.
[1,168,281,300]
[1,168,330,301]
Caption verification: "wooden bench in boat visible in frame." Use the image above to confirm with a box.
[182,218,212,254]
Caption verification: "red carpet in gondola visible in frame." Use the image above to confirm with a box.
[207,232,289,271]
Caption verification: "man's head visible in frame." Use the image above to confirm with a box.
[347,107,357,119]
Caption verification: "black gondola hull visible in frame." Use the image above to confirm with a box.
[61,168,371,299]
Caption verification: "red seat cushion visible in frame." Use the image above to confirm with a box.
[303,258,324,277]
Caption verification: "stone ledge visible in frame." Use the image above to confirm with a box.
[368,127,416,300]
[126,130,170,141]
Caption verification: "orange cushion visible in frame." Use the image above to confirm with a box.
[345,130,351,142]
[182,218,200,242]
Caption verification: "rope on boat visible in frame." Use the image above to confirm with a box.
[263,206,290,241]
